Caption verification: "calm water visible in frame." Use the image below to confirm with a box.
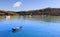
[0,15,60,37]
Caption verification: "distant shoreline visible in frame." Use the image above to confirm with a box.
[0,8,60,16]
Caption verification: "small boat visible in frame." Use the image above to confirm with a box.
[12,26,22,31]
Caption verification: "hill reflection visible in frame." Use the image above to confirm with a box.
[0,15,60,23]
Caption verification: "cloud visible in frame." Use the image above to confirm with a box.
[13,1,22,8]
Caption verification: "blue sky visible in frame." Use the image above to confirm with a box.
[0,0,60,11]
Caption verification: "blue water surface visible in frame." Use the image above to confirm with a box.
[0,16,60,37]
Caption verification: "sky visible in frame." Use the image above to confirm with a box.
[0,0,60,11]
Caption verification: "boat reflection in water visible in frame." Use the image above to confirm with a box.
[12,26,23,32]
[6,15,11,20]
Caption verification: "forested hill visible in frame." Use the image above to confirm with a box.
[0,8,60,16]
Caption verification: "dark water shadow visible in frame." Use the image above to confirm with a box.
[12,29,22,33]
